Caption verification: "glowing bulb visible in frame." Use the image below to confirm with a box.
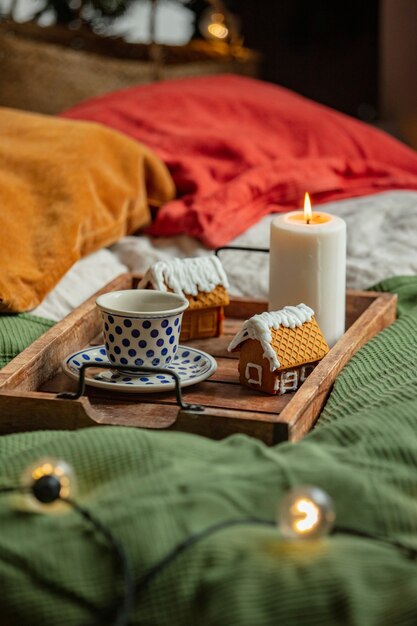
[199,7,230,41]
[304,192,312,224]
[20,458,77,513]
[208,22,229,39]
[292,498,320,534]
[278,486,335,540]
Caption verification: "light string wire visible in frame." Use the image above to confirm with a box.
[134,520,417,597]
[1,484,417,624]
[135,517,274,596]
[64,498,136,626]
[0,485,135,626]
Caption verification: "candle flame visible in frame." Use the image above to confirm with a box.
[304,192,312,224]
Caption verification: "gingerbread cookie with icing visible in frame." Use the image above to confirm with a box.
[228,304,329,395]
[138,256,230,341]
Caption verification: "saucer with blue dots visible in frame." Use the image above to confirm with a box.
[62,345,217,393]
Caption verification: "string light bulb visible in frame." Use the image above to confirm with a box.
[199,7,229,41]
[20,458,77,513]
[198,1,240,45]
[278,486,335,540]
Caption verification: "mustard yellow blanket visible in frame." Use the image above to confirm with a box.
[0,107,175,312]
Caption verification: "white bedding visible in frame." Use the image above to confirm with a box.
[31,191,417,322]
[32,249,128,322]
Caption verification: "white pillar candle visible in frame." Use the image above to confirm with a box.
[269,201,346,347]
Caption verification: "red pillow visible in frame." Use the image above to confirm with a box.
[62,75,417,247]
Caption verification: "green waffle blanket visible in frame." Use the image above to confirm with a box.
[0,313,54,368]
[1,277,417,625]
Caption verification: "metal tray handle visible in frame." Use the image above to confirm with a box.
[57,363,204,412]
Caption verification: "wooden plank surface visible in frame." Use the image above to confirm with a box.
[0,390,178,433]
[0,391,96,433]
[225,298,267,319]
[41,370,290,414]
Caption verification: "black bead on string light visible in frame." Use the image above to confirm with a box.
[32,473,62,503]
[1,466,416,625]
[0,458,135,626]
[23,458,74,505]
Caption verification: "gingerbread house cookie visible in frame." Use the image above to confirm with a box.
[228,304,329,395]
[138,256,230,341]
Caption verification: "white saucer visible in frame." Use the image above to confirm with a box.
[62,344,217,393]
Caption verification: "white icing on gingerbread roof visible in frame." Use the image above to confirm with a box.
[227,304,314,372]
[138,256,229,297]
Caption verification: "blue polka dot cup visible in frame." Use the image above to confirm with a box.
[96,290,188,371]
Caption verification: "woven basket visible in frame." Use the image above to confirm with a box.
[0,22,260,115]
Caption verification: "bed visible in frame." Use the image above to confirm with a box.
[15,73,417,325]
[31,189,417,323]
[1,74,417,626]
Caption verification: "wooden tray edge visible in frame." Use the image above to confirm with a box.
[278,291,398,441]
[0,273,133,392]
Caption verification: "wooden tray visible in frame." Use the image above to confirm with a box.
[0,274,397,443]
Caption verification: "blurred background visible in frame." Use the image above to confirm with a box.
[0,0,416,149]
